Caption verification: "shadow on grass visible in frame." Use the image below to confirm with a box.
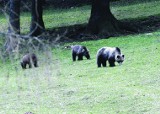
[45,14,160,43]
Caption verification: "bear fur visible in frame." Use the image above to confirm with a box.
[96,47,124,67]
[66,45,90,61]
[21,53,38,69]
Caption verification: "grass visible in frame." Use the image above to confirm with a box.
[112,1,160,20]
[1,0,160,33]
[0,6,91,34]
[1,33,160,113]
[0,0,160,113]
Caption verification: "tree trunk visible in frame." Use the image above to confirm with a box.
[30,0,45,36]
[8,0,21,34]
[5,0,21,53]
[87,0,120,35]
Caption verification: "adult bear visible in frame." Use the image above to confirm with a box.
[96,47,124,67]
[66,45,90,61]
[21,53,38,69]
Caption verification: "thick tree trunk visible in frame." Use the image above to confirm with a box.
[87,0,120,35]
[5,0,21,52]
[8,0,21,34]
[30,0,45,36]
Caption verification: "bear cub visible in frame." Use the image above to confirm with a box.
[96,47,124,67]
[66,45,90,61]
[21,53,38,69]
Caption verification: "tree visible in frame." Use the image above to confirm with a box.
[8,0,21,34]
[5,0,45,52]
[4,0,21,52]
[30,0,45,36]
[87,0,131,35]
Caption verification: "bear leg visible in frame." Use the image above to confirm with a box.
[29,63,32,68]
[97,61,101,67]
[21,62,27,69]
[102,60,107,67]
[34,61,38,67]
[72,52,76,61]
[97,56,103,67]
[78,54,83,60]
[109,60,115,67]
[22,63,27,69]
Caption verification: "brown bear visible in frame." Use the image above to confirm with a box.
[96,47,124,67]
[66,45,90,61]
[21,53,38,69]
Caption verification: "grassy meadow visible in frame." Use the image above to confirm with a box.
[0,0,160,113]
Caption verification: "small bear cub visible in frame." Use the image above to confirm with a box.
[66,45,90,61]
[96,47,124,67]
[21,53,38,69]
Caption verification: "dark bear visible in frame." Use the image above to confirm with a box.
[96,47,124,67]
[21,53,38,69]
[66,45,90,61]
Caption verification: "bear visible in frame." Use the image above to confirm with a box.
[65,45,90,61]
[21,53,38,69]
[96,47,124,67]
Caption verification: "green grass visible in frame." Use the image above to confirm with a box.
[1,0,160,33]
[112,1,160,20]
[0,6,91,34]
[1,0,160,113]
[1,33,160,113]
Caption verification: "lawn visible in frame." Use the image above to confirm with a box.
[0,0,160,114]
[0,0,160,33]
